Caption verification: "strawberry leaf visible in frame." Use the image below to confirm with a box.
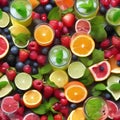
[0,81,8,89]
[0,9,3,19]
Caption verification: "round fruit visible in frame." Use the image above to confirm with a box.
[23,113,40,120]
[28,0,40,9]
[0,12,10,28]
[23,89,42,108]
[0,35,9,59]
[49,70,68,88]
[64,81,87,103]
[0,75,13,98]
[89,61,111,81]
[14,72,32,90]
[106,100,118,119]
[70,34,95,57]
[68,61,86,79]
[75,19,91,34]
[1,96,19,114]
[68,107,85,120]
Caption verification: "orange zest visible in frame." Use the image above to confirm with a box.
[70,34,95,57]
[34,24,54,46]
[64,81,87,103]
[23,89,42,108]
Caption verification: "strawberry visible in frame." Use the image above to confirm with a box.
[54,114,63,120]
[112,36,120,49]
[19,49,29,62]
[60,35,71,48]
[6,68,16,81]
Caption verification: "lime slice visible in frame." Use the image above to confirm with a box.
[0,12,10,28]
[106,75,120,101]
[0,75,13,98]
[15,72,32,90]
[68,61,86,79]
[49,70,68,88]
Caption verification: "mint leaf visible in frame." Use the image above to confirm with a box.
[94,83,106,91]
[0,81,8,89]
[49,97,59,106]
[0,9,3,19]
[40,64,52,75]
[92,90,102,96]
[12,2,27,18]
[48,113,54,120]
[113,10,120,22]
[46,79,57,88]
[110,83,120,91]
[56,50,63,64]
[32,73,43,79]
[92,49,104,64]
[61,7,73,14]
[48,7,61,20]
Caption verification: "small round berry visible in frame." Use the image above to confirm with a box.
[32,67,38,74]
[99,4,107,14]
[41,13,47,21]
[44,4,53,13]
[40,0,49,5]
[53,38,61,45]
[32,62,39,68]
[72,54,78,61]
[41,47,49,55]
[53,102,61,111]
[3,27,10,34]
[60,98,68,106]
[15,62,24,72]
[10,46,19,55]
[7,54,16,66]
[29,51,38,60]
[37,55,47,66]
[23,64,32,74]
[102,92,111,99]
[34,5,45,14]
[70,103,77,109]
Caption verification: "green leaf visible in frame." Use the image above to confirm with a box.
[32,73,43,79]
[92,90,102,96]
[0,9,3,19]
[113,10,120,22]
[56,50,63,64]
[49,97,59,106]
[48,113,54,120]
[61,7,73,14]
[110,83,120,91]
[32,103,49,115]
[12,2,27,18]
[93,83,106,91]
[50,107,58,114]
[0,81,8,89]
[46,79,57,88]
[48,7,61,20]
[92,49,104,64]
[40,64,52,75]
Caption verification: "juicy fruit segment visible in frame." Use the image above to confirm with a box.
[70,34,95,57]
[68,61,86,79]
[14,72,32,90]
[23,89,42,108]
[106,100,118,119]
[106,75,120,101]
[89,61,111,81]
[64,81,87,103]
[0,12,10,28]
[0,35,9,59]
[49,70,68,88]
[0,75,13,98]
[75,19,91,34]
[1,96,19,114]
[34,24,54,46]
[68,107,85,120]
[23,113,40,120]
[109,56,120,73]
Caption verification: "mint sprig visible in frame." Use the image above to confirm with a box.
[110,83,120,91]
[0,9,3,19]
[0,81,8,89]
[12,2,27,18]
[56,50,63,64]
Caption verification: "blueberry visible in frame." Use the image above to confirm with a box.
[32,62,39,68]
[7,54,16,66]
[6,34,12,41]
[44,4,53,13]
[99,4,107,15]
[10,46,19,55]
[15,62,24,72]
[2,6,10,13]
[34,5,45,14]
[3,27,10,35]
[54,38,61,45]
[105,25,115,37]
[32,67,38,74]
[25,59,32,65]
[102,92,111,99]
[99,66,104,71]
[72,54,78,61]
[41,47,49,55]
[70,103,77,109]
[117,60,120,67]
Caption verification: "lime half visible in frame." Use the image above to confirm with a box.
[0,12,10,28]
[68,61,86,79]
[49,70,68,88]
[15,72,32,90]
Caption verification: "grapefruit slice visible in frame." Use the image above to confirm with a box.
[23,113,40,120]
[75,19,91,34]
[0,35,9,59]
[1,96,19,114]
[89,61,111,81]
[0,75,13,98]
[106,100,118,119]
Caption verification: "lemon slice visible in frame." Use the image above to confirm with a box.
[49,70,68,88]
[15,72,32,90]
[68,61,86,79]
[0,12,10,28]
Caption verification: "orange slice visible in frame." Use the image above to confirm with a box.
[70,34,95,57]
[28,0,40,9]
[64,81,87,103]
[68,107,85,120]
[23,89,42,108]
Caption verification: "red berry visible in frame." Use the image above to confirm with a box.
[40,0,49,5]
[60,106,69,118]
[54,114,63,120]
[115,54,120,60]
[0,62,9,73]
[37,54,47,66]
[40,115,48,120]
[49,20,59,30]
[60,98,68,106]
[23,65,32,74]
[62,26,69,34]
[41,13,47,21]
[100,0,111,7]
[61,35,71,48]
[32,12,41,19]
[29,51,38,60]
[6,68,16,81]
[32,80,43,91]
[19,49,29,62]
[55,29,61,38]
[100,38,111,49]
[43,85,54,99]
[16,107,24,116]
[53,102,61,111]
[58,21,64,31]
[54,89,62,99]
[104,50,113,59]
[110,0,119,7]
[13,93,21,102]
[110,47,119,56]
[1,0,8,7]
[112,36,120,49]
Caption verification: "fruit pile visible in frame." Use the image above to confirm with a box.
[1,0,120,120]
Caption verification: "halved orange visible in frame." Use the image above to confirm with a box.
[28,0,40,9]
[68,107,85,120]
[64,82,87,103]
[70,34,95,57]
[23,89,42,108]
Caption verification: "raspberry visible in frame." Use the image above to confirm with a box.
[49,20,59,30]
[100,38,111,49]
[61,35,71,48]
[115,54,120,60]
[16,107,24,116]
[13,93,21,102]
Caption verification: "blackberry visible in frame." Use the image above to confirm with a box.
[99,4,107,15]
